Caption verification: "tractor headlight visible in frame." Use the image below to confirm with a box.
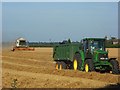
[100,57,104,60]
[100,57,108,60]
[99,53,108,60]
[105,58,108,60]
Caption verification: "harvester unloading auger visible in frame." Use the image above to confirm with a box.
[11,37,35,51]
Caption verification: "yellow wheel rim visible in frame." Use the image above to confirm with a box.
[85,64,89,72]
[59,64,62,70]
[55,63,58,70]
[73,59,77,70]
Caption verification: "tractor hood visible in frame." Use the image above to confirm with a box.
[94,49,109,60]
[94,49,108,54]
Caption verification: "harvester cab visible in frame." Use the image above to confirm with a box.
[16,37,28,48]
[11,37,35,51]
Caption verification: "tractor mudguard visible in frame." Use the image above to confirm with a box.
[80,50,85,70]
[109,58,116,61]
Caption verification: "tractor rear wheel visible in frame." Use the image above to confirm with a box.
[73,53,82,70]
[84,59,94,72]
[110,60,119,74]
[73,59,77,70]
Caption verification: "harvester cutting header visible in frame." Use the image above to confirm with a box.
[11,37,35,51]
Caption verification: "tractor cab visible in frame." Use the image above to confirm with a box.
[81,38,110,64]
[81,38,119,74]
[82,38,106,55]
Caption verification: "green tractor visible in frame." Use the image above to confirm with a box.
[53,38,119,74]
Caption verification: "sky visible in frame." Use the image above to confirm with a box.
[2,2,118,42]
[118,2,120,38]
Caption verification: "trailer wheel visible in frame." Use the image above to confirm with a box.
[61,61,67,69]
[55,61,66,70]
[59,63,62,70]
[55,62,62,70]
[55,62,59,70]
[73,53,82,70]
[84,59,94,72]
[110,60,119,74]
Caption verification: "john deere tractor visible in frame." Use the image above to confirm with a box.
[53,38,119,74]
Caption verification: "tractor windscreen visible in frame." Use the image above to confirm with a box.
[89,40,105,51]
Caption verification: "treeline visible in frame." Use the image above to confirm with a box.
[29,39,120,48]
[105,44,120,48]
[105,38,120,48]
[29,42,58,47]
[29,41,79,47]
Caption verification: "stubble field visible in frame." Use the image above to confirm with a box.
[2,47,120,88]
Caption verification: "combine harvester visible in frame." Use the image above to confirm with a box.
[11,37,35,51]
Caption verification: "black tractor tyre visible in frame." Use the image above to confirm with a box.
[109,60,119,74]
[84,59,94,72]
[73,53,82,70]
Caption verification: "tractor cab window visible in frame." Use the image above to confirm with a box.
[83,39,105,54]
[98,41,105,50]
[83,40,88,53]
[89,40,105,53]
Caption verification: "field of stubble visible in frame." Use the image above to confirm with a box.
[2,47,120,88]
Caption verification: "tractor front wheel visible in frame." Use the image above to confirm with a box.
[84,59,94,72]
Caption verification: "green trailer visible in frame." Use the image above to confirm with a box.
[53,38,119,74]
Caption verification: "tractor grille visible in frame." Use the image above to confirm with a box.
[99,54,108,60]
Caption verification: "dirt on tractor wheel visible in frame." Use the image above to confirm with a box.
[2,47,120,88]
